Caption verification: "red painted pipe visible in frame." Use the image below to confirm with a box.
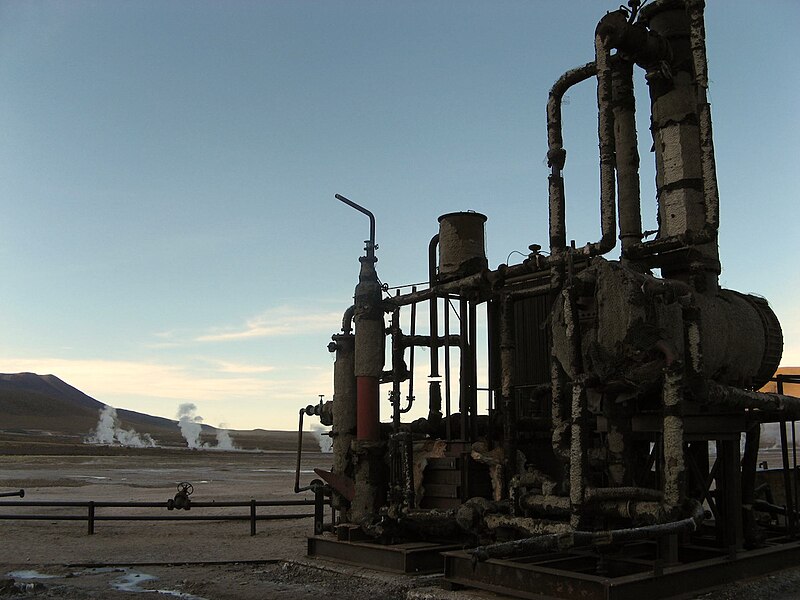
[356,376,380,440]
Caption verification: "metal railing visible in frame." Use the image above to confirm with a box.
[0,492,329,536]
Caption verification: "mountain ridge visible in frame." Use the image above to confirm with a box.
[0,372,315,452]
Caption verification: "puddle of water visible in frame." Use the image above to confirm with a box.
[68,475,110,480]
[6,569,58,579]
[111,570,209,600]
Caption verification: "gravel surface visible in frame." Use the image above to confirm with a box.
[2,450,800,599]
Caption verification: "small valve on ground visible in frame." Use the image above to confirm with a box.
[167,481,193,510]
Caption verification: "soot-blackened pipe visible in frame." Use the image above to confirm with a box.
[426,235,443,425]
[591,25,618,258]
[471,500,705,562]
[612,59,643,255]
[546,61,595,254]
[685,0,720,238]
[335,193,376,259]
[500,295,517,483]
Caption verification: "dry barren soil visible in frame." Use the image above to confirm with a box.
[2,447,800,599]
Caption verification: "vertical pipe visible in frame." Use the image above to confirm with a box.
[780,420,796,535]
[250,499,257,536]
[294,409,305,493]
[662,364,685,508]
[685,0,720,235]
[569,380,587,528]
[428,236,443,426]
[469,300,478,442]
[612,60,643,255]
[444,300,452,440]
[356,377,380,441]
[353,248,384,441]
[562,285,587,525]
[741,423,760,547]
[500,295,517,487]
[314,486,325,535]
[642,2,719,287]
[593,28,618,255]
[330,333,356,510]
[717,439,743,550]
[390,307,402,431]
[88,501,95,535]
[459,298,469,441]
[546,62,596,255]
[408,289,417,407]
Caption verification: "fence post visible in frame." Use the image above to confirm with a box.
[250,499,256,536]
[87,502,95,535]
[314,487,324,535]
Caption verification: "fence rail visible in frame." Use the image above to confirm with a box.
[0,493,329,536]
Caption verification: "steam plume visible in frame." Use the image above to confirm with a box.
[86,405,157,448]
[215,423,239,451]
[311,423,333,453]
[176,403,206,449]
[176,404,239,451]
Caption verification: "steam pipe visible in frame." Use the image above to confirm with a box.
[444,300,452,440]
[427,235,443,425]
[341,305,355,335]
[384,272,486,307]
[459,297,469,441]
[546,61,595,254]
[705,383,800,419]
[612,59,644,254]
[685,0,720,237]
[335,194,376,259]
[390,307,402,430]
[468,300,478,441]
[591,23,618,257]
[662,362,686,507]
[402,334,461,348]
[407,287,417,412]
[500,295,517,484]
[471,499,705,561]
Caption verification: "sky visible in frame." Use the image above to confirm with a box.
[1,1,798,433]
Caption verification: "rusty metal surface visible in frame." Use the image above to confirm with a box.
[444,540,800,600]
[308,535,461,574]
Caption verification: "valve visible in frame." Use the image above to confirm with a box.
[167,481,194,510]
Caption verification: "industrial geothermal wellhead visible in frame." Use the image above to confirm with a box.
[302,2,798,598]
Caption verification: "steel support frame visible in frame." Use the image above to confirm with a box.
[443,539,800,600]
[307,535,461,574]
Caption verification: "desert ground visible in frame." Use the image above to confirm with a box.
[3,447,800,599]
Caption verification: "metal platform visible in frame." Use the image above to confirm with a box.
[443,538,800,600]
[307,533,462,574]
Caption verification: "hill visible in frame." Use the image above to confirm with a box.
[0,372,317,453]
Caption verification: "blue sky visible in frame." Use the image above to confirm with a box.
[1,1,798,432]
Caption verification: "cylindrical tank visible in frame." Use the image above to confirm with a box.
[330,332,355,511]
[437,212,488,282]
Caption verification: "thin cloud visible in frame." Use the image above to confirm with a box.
[213,360,276,374]
[0,357,329,402]
[196,306,344,342]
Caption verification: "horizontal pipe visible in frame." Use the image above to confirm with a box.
[585,487,663,502]
[471,500,705,562]
[706,382,800,419]
[402,334,461,348]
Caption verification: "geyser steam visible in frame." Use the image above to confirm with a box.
[86,405,157,448]
[176,403,239,451]
[311,423,333,453]
[177,403,205,449]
